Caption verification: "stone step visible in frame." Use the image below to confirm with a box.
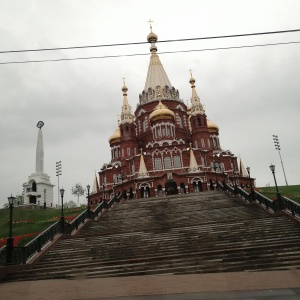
[3,191,300,282]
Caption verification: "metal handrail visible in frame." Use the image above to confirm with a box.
[1,195,124,266]
[221,182,300,217]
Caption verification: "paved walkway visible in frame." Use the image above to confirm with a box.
[1,270,300,299]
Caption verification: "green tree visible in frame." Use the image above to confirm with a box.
[71,183,85,205]
[64,200,77,208]
[15,195,24,206]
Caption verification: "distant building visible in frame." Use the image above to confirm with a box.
[91,28,253,201]
[23,122,55,206]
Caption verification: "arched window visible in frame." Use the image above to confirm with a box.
[213,138,217,148]
[155,158,162,170]
[121,149,124,157]
[127,147,130,156]
[164,157,172,169]
[201,138,205,148]
[113,174,117,183]
[132,164,135,175]
[143,119,147,132]
[32,182,37,192]
[207,139,210,148]
[178,116,183,128]
[195,140,198,149]
[201,157,205,166]
[197,117,201,126]
[173,156,181,168]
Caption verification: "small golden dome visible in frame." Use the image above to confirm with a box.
[150,100,175,122]
[122,85,128,93]
[189,77,195,85]
[147,31,158,43]
[108,129,121,144]
[207,119,219,133]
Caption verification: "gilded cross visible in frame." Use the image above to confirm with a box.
[148,19,153,32]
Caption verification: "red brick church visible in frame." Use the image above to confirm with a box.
[91,27,253,201]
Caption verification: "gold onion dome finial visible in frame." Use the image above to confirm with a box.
[122,77,128,94]
[207,119,219,133]
[189,69,195,86]
[149,100,175,122]
[147,19,158,53]
[108,128,121,144]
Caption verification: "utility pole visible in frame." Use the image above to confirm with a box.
[56,161,62,206]
[272,135,288,186]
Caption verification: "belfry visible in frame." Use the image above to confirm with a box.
[91,26,254,201]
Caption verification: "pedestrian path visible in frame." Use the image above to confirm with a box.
[1,270,300,300]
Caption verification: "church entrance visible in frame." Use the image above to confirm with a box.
[165,180,178,195]
[179,182,186,194]
[129,188,134,199]
[140,186,150,198]
[193,181,203,192]
[157,185,163,196]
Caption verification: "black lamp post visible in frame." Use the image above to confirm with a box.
[44,189,46,209]
[269,164,283,211]
[6,195,15,264]
[213,162,218,189]
[246,166,254,201]
[118,170,124,198]
[232,170,235,188]
[87,184,91,218]
[60,188,65,233]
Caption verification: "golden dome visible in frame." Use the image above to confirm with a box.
[207,119,219,133]
[122,84,128,93]
[150,100,175,122]
[108,129,121,144]
[147,31,158,43]
[189,77,195,85]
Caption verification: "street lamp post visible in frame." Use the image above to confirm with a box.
[269,164,283,211]
[44,189,46,209]
[272,135,288,186]
[6,195,15,264]
[118,170,124,198]
[56,161,62,206]
[60,188,65,233]
[246,166,254,202]
[213,162,218,189]
[87,184,91,218]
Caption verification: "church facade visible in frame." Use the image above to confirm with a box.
[91,28,253,202]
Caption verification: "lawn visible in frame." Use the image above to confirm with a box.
[0,206,86,247]
[249,185,300,203]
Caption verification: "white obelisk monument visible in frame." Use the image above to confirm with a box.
[23,121,55,207]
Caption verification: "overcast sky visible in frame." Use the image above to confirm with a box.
[0,0,299,208]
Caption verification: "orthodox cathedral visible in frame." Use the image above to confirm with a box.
[91,27,253,201]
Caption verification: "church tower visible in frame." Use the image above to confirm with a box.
[119,81,138,164]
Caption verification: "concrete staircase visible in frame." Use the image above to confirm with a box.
[3,191,300,281]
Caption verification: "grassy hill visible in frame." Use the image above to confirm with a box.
[254,185,300,203]
[0,206,85,247]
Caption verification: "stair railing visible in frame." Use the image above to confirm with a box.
[0,194,123,266]
[221,182,300,218]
